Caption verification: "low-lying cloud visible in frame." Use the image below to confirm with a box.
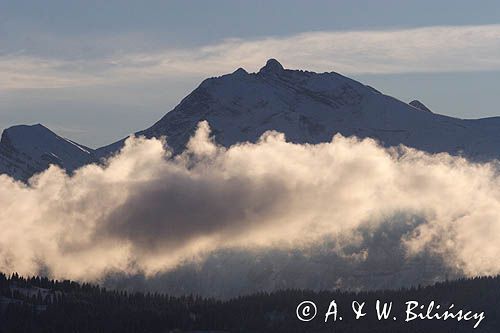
[1,122,500,295]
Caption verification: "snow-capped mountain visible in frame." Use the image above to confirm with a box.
[97,59,500,160]
[0,124,94,181]
[3,58,500,180]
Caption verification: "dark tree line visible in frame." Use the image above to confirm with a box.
[1,272,499,332]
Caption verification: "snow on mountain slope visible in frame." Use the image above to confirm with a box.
[3,59,500,181]
[97,59,500,161]
[0,124,95,181]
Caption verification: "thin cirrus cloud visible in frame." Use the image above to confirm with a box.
[1,24,500,90]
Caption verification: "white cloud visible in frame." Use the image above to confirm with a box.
[2,122,500,292]
[1,24,500,90]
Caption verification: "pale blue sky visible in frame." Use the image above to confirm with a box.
[1,0,500,147]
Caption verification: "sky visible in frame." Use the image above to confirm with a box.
[1,0,500,147]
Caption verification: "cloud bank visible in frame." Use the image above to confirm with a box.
[1,121,500,295]
[2,24,500,89]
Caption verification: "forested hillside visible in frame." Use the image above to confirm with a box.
[0,273,498,332]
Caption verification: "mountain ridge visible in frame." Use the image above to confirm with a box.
[3,59,500,181]
[96,58,500,160]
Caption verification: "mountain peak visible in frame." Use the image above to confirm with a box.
[409,100,432,113]
[1,123,53,144]
[8,123,49,132]
[232,67,248,76]
[259,58,284,74]
[0,123,95,181]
